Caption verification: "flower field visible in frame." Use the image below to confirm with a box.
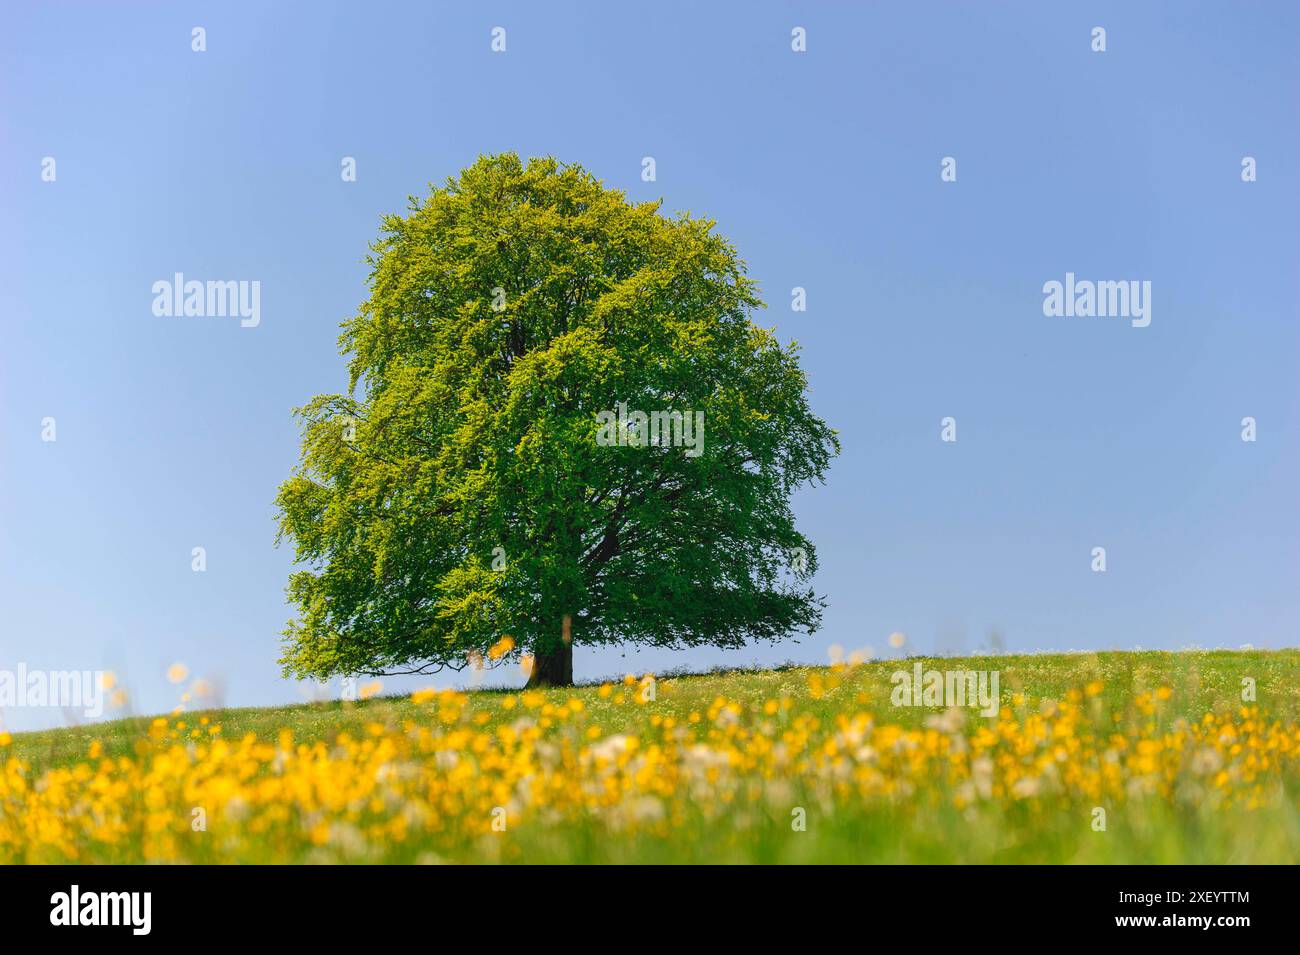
[2,650,1298,863]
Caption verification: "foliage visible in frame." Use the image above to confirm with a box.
[274,153,838,681]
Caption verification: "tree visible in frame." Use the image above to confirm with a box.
[274,153,838,687]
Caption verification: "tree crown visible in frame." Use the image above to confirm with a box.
[275,153,838,681]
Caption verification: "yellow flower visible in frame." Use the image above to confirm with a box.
[1,664,1296,865]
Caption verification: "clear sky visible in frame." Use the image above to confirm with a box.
[2,2,1297,731]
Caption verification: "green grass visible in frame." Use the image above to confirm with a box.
[6,649,1299,863]
[13,649,1296,772]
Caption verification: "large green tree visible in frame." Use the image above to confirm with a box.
[275,154,838,687]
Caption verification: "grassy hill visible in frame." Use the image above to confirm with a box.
[3,650,1299,863]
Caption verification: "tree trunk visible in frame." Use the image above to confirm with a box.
[525,641,573,688]
[525,614,574,688]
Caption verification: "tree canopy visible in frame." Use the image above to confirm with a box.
[275,153,838,686]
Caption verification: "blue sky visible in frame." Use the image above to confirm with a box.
[2,1,1297,731]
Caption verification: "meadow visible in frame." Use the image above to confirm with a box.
[2,650,1298,864]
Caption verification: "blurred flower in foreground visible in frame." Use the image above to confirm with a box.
[0,665,1293,865]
